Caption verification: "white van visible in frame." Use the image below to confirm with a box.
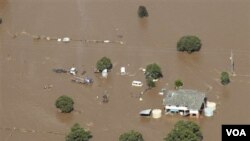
[132,81,143,87]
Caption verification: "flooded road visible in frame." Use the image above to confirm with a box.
[1,0,250,140]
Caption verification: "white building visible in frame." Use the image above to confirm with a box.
[163,89,206,117]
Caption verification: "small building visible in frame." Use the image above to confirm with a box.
[120,67,126,75]
[102,69,108,78]
[163,89,206,118]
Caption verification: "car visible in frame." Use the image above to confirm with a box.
[132,81,143,87]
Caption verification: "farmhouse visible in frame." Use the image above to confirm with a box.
[163,89,206,117]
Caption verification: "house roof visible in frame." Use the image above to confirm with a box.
[163,89,206,110]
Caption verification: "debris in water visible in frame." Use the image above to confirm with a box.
[62,37,70,43]
[104,40,110,43]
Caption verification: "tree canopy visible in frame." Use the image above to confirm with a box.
[177,36,202,53]
[96,57,112,72]
[55,95,74,113]
[119,130,144,141]
[145,63,163,79]
[221,72,230,85]
[175,80,183,89]
[66,123,92,141]
[164,120,202,141]
[138,6,149,18]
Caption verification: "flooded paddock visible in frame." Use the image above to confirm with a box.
[0,0,250,141]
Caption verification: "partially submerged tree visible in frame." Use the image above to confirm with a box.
[164,120,202,141]
[220,72,230,85]
[146,78,156,88]
[55,95,74,113]
[175,79,183,89]
[145,63,163,79]
[138,6,149,18]
[119,130,144,141]
[96,57,112,72]
[66,123,92,141]
[177,35,202,53]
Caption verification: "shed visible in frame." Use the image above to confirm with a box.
[120,67,126,75]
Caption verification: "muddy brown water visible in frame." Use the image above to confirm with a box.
[0,0,250,141]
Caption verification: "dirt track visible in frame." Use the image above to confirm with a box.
[0,0,250,141]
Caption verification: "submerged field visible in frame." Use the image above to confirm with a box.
[0,0,250,141]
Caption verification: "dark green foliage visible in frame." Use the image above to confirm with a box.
[146,78,156,88]
[175,80,183,89]
[66,123,92,141]
[96,57,112,72]
[164,120,203,141]
[138,6,149,18]
[145,63,163,79]
[221,72,230,85]
[177,36,202,53]
[55,95,74,113]
[119,130,144,141]
[0,18,2,24]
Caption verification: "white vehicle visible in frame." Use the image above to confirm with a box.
[132,81,143,87]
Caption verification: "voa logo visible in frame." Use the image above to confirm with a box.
[226,129,246,136]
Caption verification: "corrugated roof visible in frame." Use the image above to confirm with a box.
[163,89,206,110]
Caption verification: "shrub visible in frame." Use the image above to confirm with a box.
[175,80,183,89]
[66,123,92,141]
[138,6,149,18]
[119,130,144,141]
[221,72,230,85]
[96,57,112,72]
[55,95,74,113]
[177,36,202,53]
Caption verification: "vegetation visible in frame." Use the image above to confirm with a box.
[175,80,183,89]
[96,57,113,72]
[146,78,156,88]
[221,72,230,85]
[145,63,163,79]
[119,130,144,141]
[66,123,92,141]
[0,18,2,24]
[138,6,149,18]
[164,120,202,141]
[177,36,202,53]
[55,95,74,113]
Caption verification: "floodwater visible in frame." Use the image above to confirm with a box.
[0,0,250,140]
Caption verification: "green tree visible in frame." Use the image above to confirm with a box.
[145,63,163,79]
[177,36,202,53]
[221,72,230,85]
[119,130,144,141]
[138,6,149,18]
[96,57,112,72]
[55,95,74,113]
[0,18,2,24]
[164,120,202,141]
[66,123,92,141]
[146,78,156,88]
[175,80,183,89]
